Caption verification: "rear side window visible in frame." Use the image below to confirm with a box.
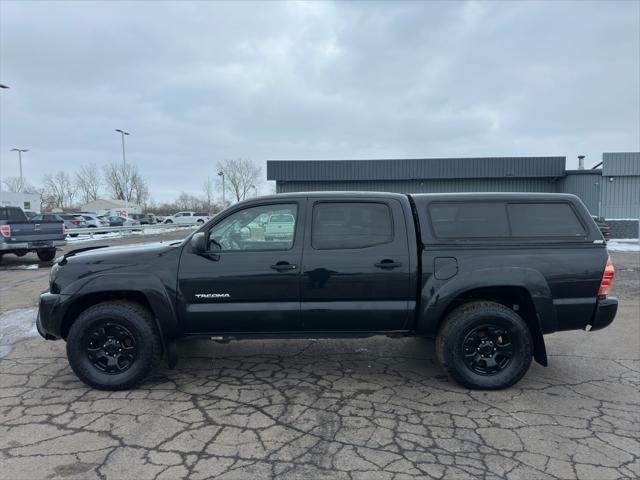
[508,203,585,237]
[312,202,393,249]
[1,208,28,221]
[429,203,509,238]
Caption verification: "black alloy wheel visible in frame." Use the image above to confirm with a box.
[86,322,137,374]
[462,324,514,375]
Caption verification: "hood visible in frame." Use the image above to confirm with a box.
[62,241,180,266]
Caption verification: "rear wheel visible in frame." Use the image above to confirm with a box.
[37,249,56,262]
[165,220,173,224]
[14,249,28,257]
[69,233,79,237]
[66,301,162,390]
[436,301,533,390]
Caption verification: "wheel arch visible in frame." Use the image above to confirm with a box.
[418,268,553,366]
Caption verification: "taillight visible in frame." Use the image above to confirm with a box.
[71,219,78,225]
[0,225,11,237]
[598,256,615,297]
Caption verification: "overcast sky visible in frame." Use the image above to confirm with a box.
[1,0,639,202]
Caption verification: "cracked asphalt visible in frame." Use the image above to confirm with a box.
[0,234,638,480]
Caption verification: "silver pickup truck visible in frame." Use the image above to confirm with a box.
[0,207,66,263]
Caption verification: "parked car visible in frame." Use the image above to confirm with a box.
[37,192,617,391]
[0,207,66,263]
[129,213,156,224]
[31,213,86,237]
[106,216,140,227]
[264,213,296,240]
[591,216,612,241]
[163,211,211,225]
[73,213,109,229]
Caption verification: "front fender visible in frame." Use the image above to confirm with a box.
[417,267,556,335]
[61,273,181,338]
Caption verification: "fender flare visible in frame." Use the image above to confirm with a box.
[60,273,181,339]
[417,267,554,366]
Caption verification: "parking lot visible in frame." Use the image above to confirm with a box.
[0,232,638,480]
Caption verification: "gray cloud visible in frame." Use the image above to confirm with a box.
[1,0,638,201]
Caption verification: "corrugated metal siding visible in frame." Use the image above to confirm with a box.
[276,178,560,194]
[560,171,601,215]
[268,157,566,181]
[601,176,640,219]
[603,152,640,176]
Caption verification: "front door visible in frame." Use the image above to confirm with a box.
[300,198,412,332]
[177,200,305,334]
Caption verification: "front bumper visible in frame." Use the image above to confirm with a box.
[1,240,66,251]
[37,291,65,340]
[589,297,618,331]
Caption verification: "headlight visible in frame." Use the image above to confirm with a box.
[49,262,60,288]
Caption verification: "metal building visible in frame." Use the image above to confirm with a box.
[267,152,640,237]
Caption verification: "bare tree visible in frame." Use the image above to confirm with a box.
[104,162,148,206]
[203,177,214,213]
[217,158,262,203]
[42,171,76,209]
[75,164,102,204]
[2,177,23,192]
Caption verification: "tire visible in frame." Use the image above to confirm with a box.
[66,301,162,390]
[14,249,28,257]
[197,219,204,225]
[165,220,173,224]
[37,249,56,262]
[436,301,533,390]
[88,225,97,228]
[69,233,79,238]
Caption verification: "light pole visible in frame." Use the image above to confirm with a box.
[10,148,29,192]
[114,129,130,217]
[218,170,225,206]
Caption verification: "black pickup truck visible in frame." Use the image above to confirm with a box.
[0,206,66,263]
[37,192,617,391]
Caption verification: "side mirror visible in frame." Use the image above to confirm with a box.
[190,232,206,253]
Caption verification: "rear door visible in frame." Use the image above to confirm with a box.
[300,197,412,332]
[177,199,306,333]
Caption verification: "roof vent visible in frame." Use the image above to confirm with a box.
[578,155,585,170]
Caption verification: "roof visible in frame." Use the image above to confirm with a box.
[267,157,566,181]
[602,152,640,176]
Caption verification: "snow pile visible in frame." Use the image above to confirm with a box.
[0,308,38,357]
[608,239,640,252]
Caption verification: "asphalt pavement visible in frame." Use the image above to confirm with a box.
[0,233,638,480]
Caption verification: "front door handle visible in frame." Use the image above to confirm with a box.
[270,262,297,272]
[375,259,402,270]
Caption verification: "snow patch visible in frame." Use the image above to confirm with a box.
[66,226,194,244]
[0,308,39,358]
[608,240,640,252]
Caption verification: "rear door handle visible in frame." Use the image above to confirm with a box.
[375,260,402,270]
[270,262,297,272]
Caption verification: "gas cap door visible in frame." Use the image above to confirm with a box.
[434,257,458,280]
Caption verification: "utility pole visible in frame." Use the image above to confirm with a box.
[10,148,29,192]
[218,170,225,206]
[114,129,130,218]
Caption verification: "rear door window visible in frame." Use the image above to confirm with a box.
[507,203,585,237]
[429,203,509,238]
[312,202,393,249]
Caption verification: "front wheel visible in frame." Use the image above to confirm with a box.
[165,220,173,224]
[436,301,533,390]
[66,301,162,390]
[37,249,56,262]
